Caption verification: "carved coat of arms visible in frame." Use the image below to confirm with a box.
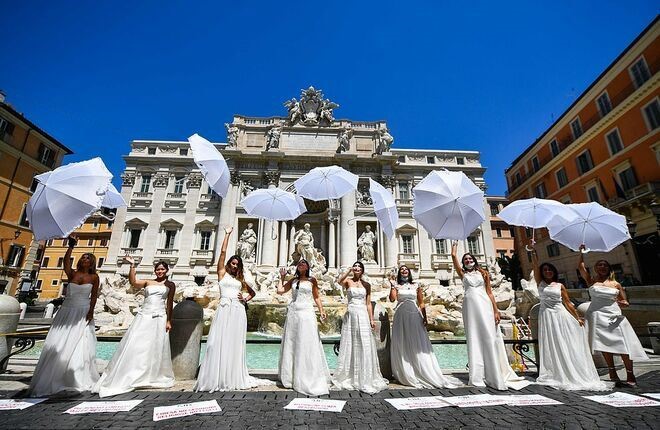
[284,86,339,126]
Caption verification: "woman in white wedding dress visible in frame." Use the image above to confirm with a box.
[332,261,388,393]
[451,242,522,390]
[277,259,331,396]
[530,243,608,391]
[195,227,272,392]
[579,246,648,387]
[389,265,460,389]
[28,236,100,397]
[94,257,175,397]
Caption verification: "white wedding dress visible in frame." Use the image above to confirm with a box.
[332,286,388,393]
[195,273,273,392]
[462,271,522,390]
[279,279,331,396]
[586,284,648,361]
[95,283,175,397]
[536,281,609,390]
[391,283,460,389]
[28,283,99,397]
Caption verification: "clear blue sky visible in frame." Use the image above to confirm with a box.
[1,1,657,195]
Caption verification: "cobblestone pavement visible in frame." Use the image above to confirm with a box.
[1,369,659,430]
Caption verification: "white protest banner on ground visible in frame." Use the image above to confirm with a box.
[584,392,660,408]
[283,398,346,413]
[384,396,452,410]
[153,400,221,422]
[506,379,533,391]
[642,393,660,400]
[441,394,508,408]
[496,395,563,406]
[0,398,46,410]
[64,400,143,414]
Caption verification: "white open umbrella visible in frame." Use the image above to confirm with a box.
[27,158,113,241]
[548,202,630,252]
[242,188,307,239]
[293,165,358,201]
[188,133,230,198]
[101,183,127,209]
[413,170,485,240]
[369,178,398,240]
[498,197,577,250]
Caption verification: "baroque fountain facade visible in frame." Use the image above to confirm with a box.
[95,87,532,336]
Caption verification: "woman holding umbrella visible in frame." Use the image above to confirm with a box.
[196,227,272,392]
[28,235,100,397]
[578,248,648,387]
[95,257,175,397]
[451,242,522,390]
[277,259,331,396]
[530,242,608,391]
[389,265,460,388]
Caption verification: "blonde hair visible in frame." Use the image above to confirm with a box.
[76,253,97,274]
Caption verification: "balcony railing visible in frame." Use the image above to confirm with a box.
[431,253,451,268]
[198,193,221,209]
[397,253,420,268]
[507,64,659,195]
[190,249,214,266]
[165,192,187,208]
[156,248,178,256]
[130,192,153,208]
[607,181,660,209]
[121,247,143,256]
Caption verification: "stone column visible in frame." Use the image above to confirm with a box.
[380,174,398,269]
[288,224,296,257]
[177,173,203,268]
[259,171,280,267]
[278,221,288,266]
[103,171,136,274]
[328,218,336,268]
[320,222,327,254]
[340,191,357,267]
[214,171,240,267]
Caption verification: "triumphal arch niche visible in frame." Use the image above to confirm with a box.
[224,86,398,289]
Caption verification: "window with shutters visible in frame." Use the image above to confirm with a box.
[630,57,651,88]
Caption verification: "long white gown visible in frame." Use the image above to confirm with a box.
[586,284,648,361]
[195,274,272,392]
[279,279,331,396]
[390,283,460,389]
[94,283,175,397]
[536,281,609,390]
[28,283,99,397]
[462,271,522,390]
[332,286,388,394]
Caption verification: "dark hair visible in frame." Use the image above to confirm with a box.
[295,259,311,279]
[539,262,559,283]
[154,260,169,271]
[225,254,246,283]
[76,253,97,274]
[594,259,616,282]
[461,253,480,271]
[352,261,365,275]
[396,265,414,285]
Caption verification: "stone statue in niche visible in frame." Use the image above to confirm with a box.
[225,123,239,148]
[337,126,353,153]
[293,223,323,269]
[236,223,258,262]
[357,225,377,263]
[375,127,394,154]
[266,123,282,151]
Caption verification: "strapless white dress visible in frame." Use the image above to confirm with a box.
[28,283,99,397]
[94,283,175,397]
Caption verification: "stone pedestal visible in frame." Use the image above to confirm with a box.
[169,299,204,380]
[0,295,21,372]
[648,322,660,354]
[372,302,391,379]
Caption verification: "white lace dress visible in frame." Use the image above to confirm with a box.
[94,283,175,397]
[332,286,388,393]
[195,274,273,392]
[390,282,460,388]
[586,284,648,361]
[28,283,99,397]
[462,271,522,390]
[279,279,331,396]
[536,281,609,390]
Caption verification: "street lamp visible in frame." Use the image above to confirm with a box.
[626,218,637,238]
[649,200,660,231]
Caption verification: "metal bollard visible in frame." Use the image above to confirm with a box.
[18,303,27,320]
[168,299,204,380]
[648,322,660,355]
[44,303,55,319]
[0,295,21,372]
[372,302,392,379]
